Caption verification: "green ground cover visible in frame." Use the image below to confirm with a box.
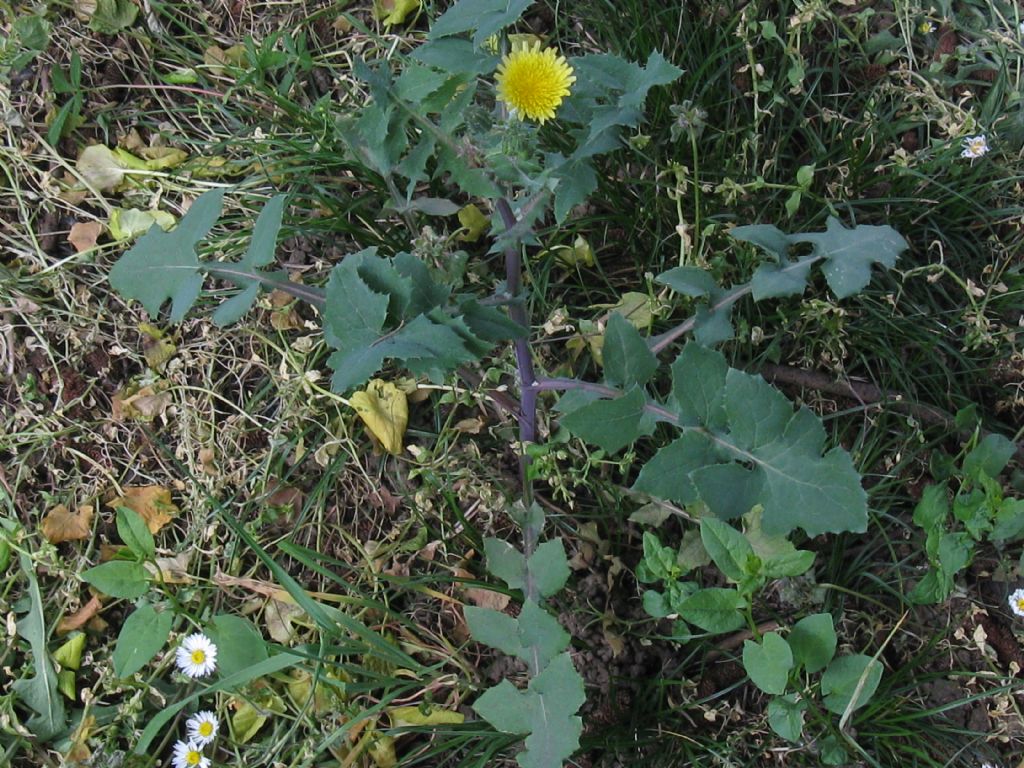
[2,1,1024,766]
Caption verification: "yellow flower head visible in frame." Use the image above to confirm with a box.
[495,42,575,125]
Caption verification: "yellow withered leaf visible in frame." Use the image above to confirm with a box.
[53,632,87,670]
[350,379,409,456]
[108,485,179,534]
[552,235,596,269]
[75,145,126,191]
[456,203,490,242]
[373,0,419,27]
[137,146,188,170]
[41,504,94,544]
[388,705,465,728]
[138,323,176,371]
[108,207,176,242]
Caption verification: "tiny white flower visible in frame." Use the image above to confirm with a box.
[172,741,210,768]
[1009,588,1024,618]
[961,134,989,160]
[185,710,219,746]
[918,20,934,34]
[174,633,217,678]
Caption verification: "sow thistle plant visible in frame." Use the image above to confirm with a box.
[103,0,936,765]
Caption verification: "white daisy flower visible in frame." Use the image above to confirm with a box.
[185,710,219,746]
[960,134,989,160]
[172,740,210,768]
[1009,588,1024,618]
[174,633,217,678]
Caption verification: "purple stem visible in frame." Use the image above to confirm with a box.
[496,198,538,500]
[530,376,680,424]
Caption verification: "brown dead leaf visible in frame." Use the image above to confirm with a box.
[368,487,400,515]
[119,128,144,152]
[68,221,102,253]
[99,543,128,562]
[198,448,217,476]
[108,485,178,533]
[602,613,625,658]
[453,417,484,434]
[65,713,95,764]
[145,552,192,584]
[269,289,302,331]
[111,383,172,421]
[455,566,511,611]
[265,480,304,513]
[265,597,304,643]
[40,504,94,544]
[57,596,103,634]
[73,0,97,21]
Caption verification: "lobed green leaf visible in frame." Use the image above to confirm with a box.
[108,188,224,322]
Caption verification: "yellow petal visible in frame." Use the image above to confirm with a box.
[350,379,409,456]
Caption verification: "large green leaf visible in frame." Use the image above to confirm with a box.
[483,538,526,590]
[412,38,497,76]
[528,539,570,598]
[472,652,584,768]
[323,250,508,392]
[700,517,754,582]
[768,693,806,742]
[742,632,793,695]
[466,601,568,670]
[429,0,533,48]
[821,654,883,715]
[724,369,792,450]
[963,433,1016,479]
[788,613,836,674]
[211,195,286,326]
[796,217,907,298]
[731,217,908,301]
[656,266,718,298]
[560,386,655,454]
[113,603,173,677]
[206,614,269,681]
[81,560,149,599]
[677,588,746,634]
[632,431,716,504]
[669,342,728,428]
[567,52,683,160]
[603,312,657,390]
[108,188,224,322]
[632,344,867,536]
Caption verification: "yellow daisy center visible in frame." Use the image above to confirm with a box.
[1016,597,1024,611]
[186,751,202,766]
[495,43,575,125]
[190,649,207,665]
[198,721,214,737]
